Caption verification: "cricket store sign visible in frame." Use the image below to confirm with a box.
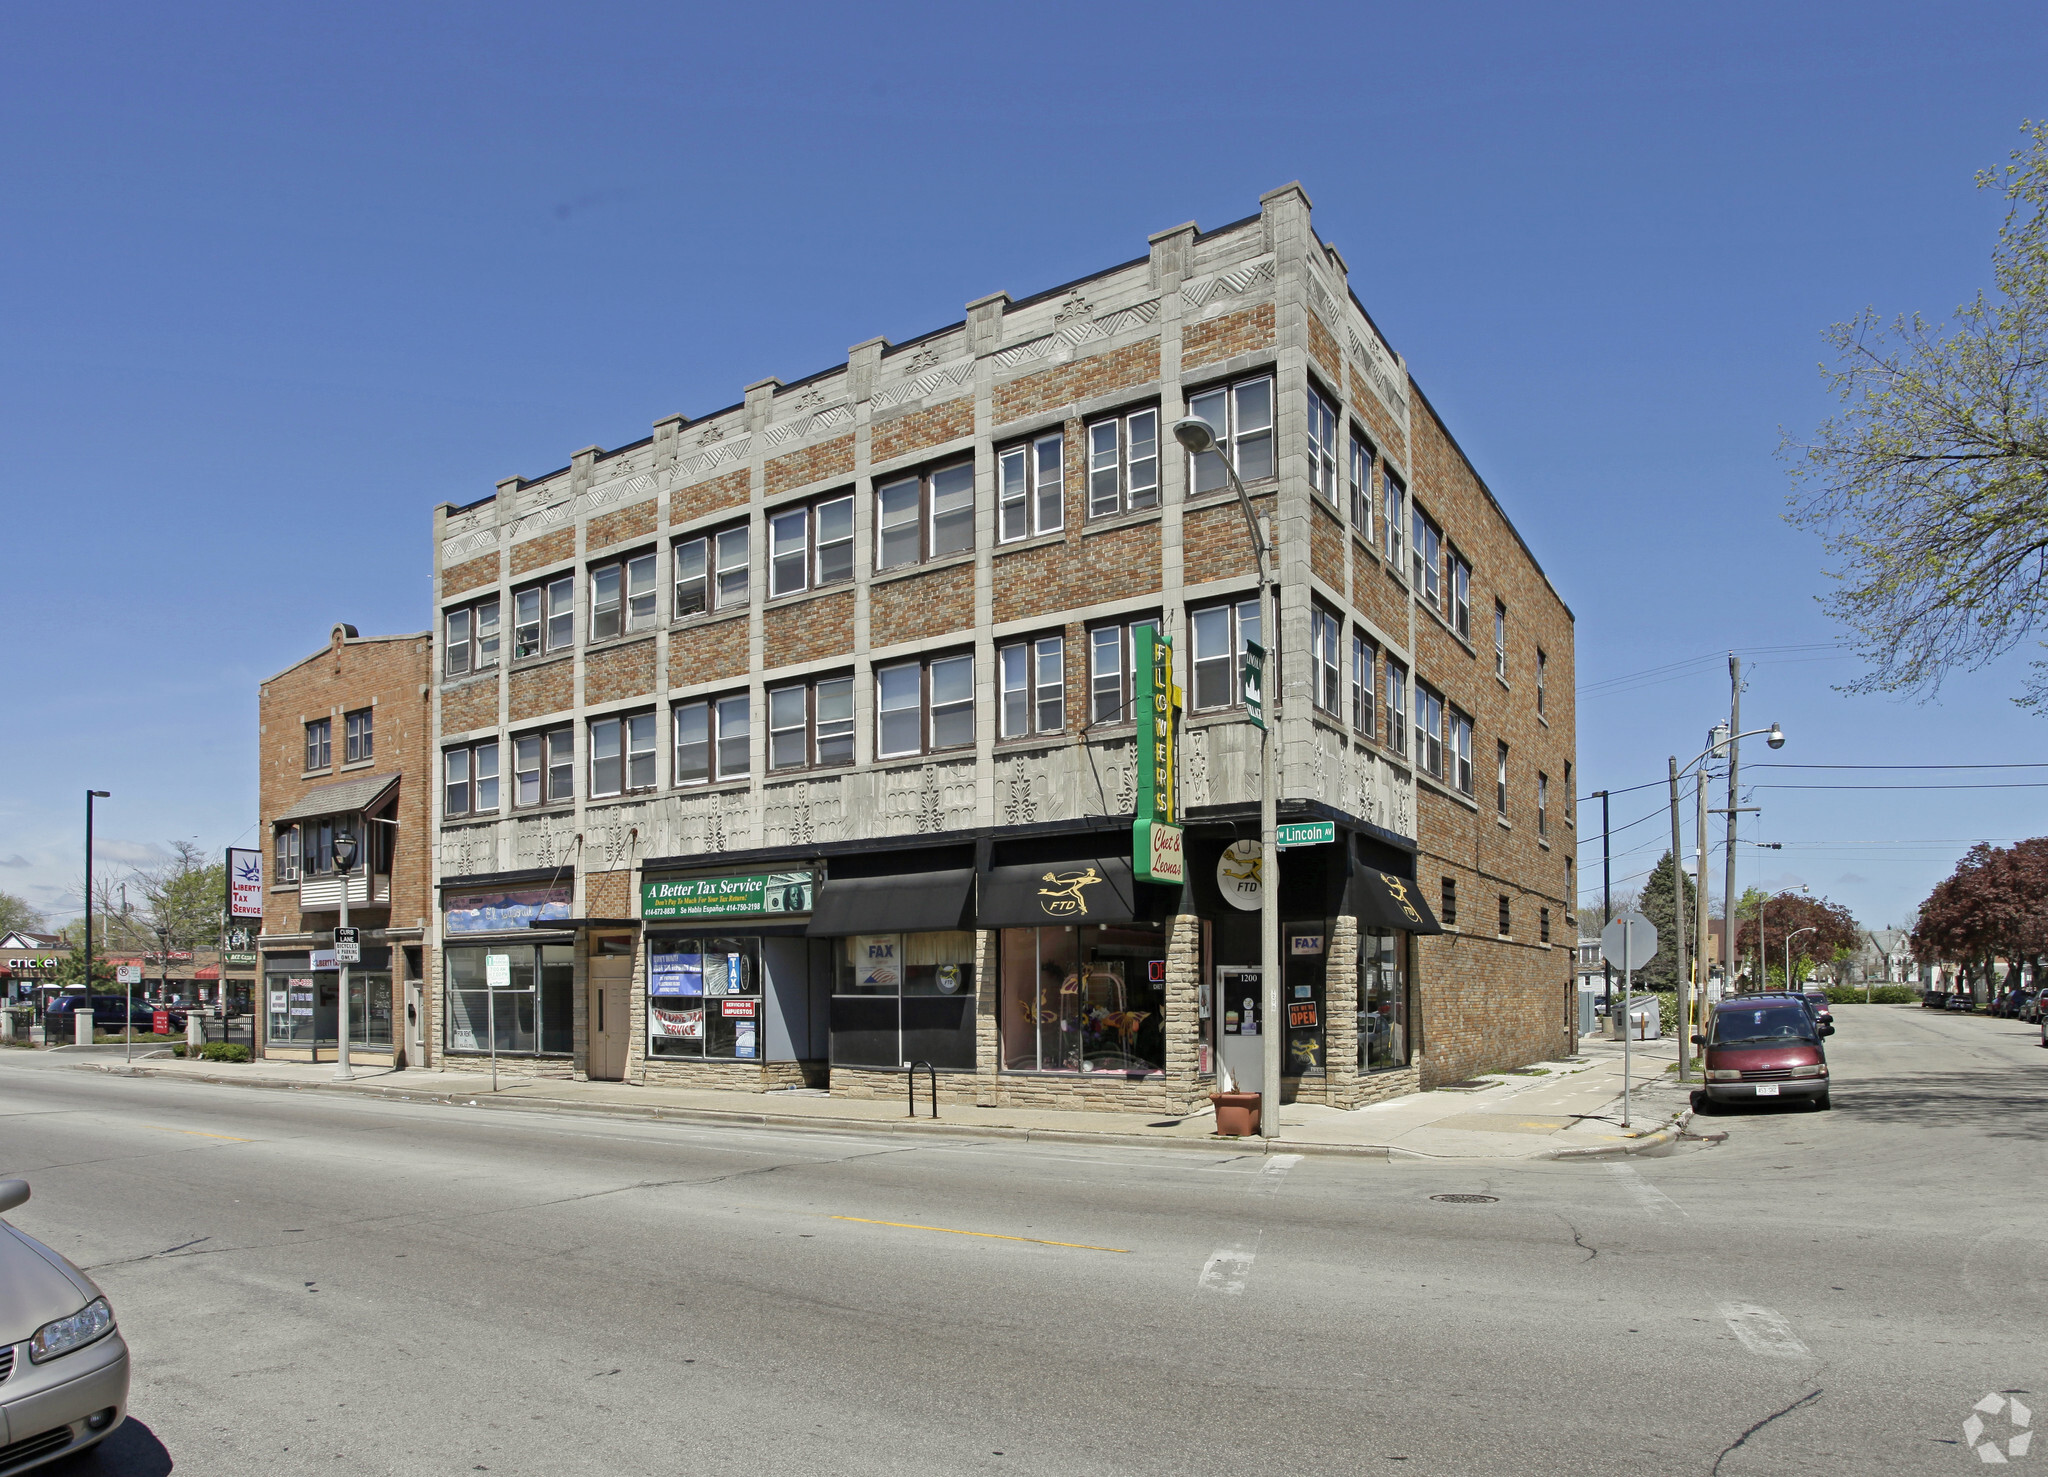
[642,871,814,920]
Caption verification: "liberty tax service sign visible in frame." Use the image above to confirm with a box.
[227,848,265,919]
[642,871,814,921]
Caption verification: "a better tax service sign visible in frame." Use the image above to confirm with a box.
[642,871,815,920]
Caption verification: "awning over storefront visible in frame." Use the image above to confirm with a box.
[1348,868,1443,934]
[977,857,1138,929]
[807,869,975,937]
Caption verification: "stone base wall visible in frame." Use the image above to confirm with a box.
[438,1054,576,1079]
[637,1057,813,1092]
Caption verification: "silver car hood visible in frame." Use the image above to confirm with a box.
[0,1221,99,1344]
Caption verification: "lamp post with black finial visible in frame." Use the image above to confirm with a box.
[331,828,358,1081]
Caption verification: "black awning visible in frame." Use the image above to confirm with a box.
[977,857,1137,929]
[806,868,976,937]
[1349,868,1443,935]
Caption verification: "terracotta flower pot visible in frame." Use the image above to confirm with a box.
[1210,1090,1262,1138]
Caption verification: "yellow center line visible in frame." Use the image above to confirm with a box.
[141,1125,251,1142]
[829,1216,1129,1253]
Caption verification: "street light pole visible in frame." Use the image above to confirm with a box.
[331,829,358,1081]
[1723,655,1741,990]
[1173,417,1281,1139]
[1786,925,1816,993]
[1667,757,1690,1081]
[85,790,109,1043]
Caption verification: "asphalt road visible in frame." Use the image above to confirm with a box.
[2,1002,2042,1476]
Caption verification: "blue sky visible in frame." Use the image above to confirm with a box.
[5,0,2045,931]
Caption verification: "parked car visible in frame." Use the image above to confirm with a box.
[1800,989,1834,1027]
[1945,994,1973,1012]
[0,1179,130,1469]
[44,995,185,1034]
[1922,990,1948,1009]
[1693,998,1834,1111]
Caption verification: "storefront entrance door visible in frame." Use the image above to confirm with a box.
[588,945,631,1081]
[1217,966,1264,1094]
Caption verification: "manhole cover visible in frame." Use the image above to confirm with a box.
[1430,1193,1499,1204]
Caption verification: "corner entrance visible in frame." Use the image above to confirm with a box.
[588,935,633,1081]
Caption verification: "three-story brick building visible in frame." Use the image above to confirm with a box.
[427,184,1577,1110]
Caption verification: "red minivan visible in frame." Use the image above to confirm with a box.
[1694,997,1834,1111]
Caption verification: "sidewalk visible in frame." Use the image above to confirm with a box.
[60,1033,1696,1161]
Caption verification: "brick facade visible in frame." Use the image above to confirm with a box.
[441,551,500,597]
[764,434,854,496]
[872,397,972,464]
[508,658,573,722]
[587,500,657,552]
[763,590,854,669]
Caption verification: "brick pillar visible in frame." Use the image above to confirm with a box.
[1163,913,1204,1112]
[1324,915,1360,1108]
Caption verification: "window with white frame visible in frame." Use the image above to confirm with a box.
[275,824,301,883]
[1494,601,1507,679]
[1384,656,1408,758]
[1186,375,1275,493]
[1383,468,1406,570]
[1449,708,1473,795]
[1415,681,1444,778]
[344,707,373,764]
[1189,598,1260,711]
[876,653,974,758]
[444,597,500,678]
[514,575,576,658]
[1310,605,1342,715]
[1086,408,1160,518]
[673,525,749,619]
[590,712,657,797]
[590,551,658,642]
[767,675,855,770]
[768,493,855,597]
[674,695,749,785]
[1348,433,1375,537]
[1449,549,1472,639]
[999,635,1065,740]
[444,739,500,818]
[999,431,1064,541]
[1538,772,1549,836]
[513,726,574,806]
[1496,741,1509,814]
[1088,623,1139,726]
[1306,384,1338,503]
[1351,630,1376,739]
[1411,507,1443,611]
[877,461,974,571]
[305,718,331,771]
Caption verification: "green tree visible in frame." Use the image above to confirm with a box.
[0,892,48,935]
[1784,121,2048,707]
[1635,851,1698,991]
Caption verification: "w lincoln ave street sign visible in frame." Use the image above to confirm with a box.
[1276,821,1335,848]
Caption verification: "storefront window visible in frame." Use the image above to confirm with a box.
[264,952,393,1050]
[1360,928,1408,1071]
[828,932,976,1070]
[445,943,573,1055]
[1000,924,1166,1075]
[649,935,762,1060]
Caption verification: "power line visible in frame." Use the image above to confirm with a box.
[1748,762,2048,771]
[1574,642,1845,698]
[1753,782,2048,791]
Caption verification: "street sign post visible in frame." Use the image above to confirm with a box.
[1275,820,1335,848]
[1242,642,1265,729]
[1600,910,1659,1128]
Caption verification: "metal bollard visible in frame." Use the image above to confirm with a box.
[75,1011,92,1047]
[0,1011,13,1043]
[187,1012,207,1051]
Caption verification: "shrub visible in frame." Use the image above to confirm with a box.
[200,1042,251,1063]
[1824,984,1920,1005]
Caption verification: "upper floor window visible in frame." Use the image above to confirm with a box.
[1088,622,1143,727]
[1494,602,1508,679]
[1189,598,1260,711]
[275,824,301,883]
[1350,630,1375,740]
[444,739,500,818]
[1536,648,1549,716]
[445,598,500,678]
[1383,469,1407,570]
[344,708,373,764]
[1306,385,1339,504]
[1449,707,1474,796]
[877,653,974,758]
[999,432,1064,542]
[1087,409,1159,518]
[1496,741,1509,814]
[1564,761,1574,824]
[1538,772,1549,837]
[305,718,331,771]
[513,725,575,806]
[675,695,749,785]
[1449,550,1472,639]
[769,493,855,598]
[1415,682,1444,779]
[999,635,1065,740]
[1498,894,1512,937]
[1310,606,1342,715]
[1411,507,1443,611]
[768,675,855,771]
[514,575,575,658]
[1187,375,1275,493]
[1441,876,1458,929]
[675,525,749,619]
[1384,656,1408,758]
[590,712,657,798]
[1540,906,1552,945]
[1348,433,1375,538]
[591,553,658,641]
[878,461,973,572]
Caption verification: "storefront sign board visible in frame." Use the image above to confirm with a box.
[1133,623,1179,827]
[227,847,265,918]
[1288,1001,1319,1029]
[446,884,572,935]
[853,935,900,988]
[1216,840,1262,911]
[1133,818,1185,885]
[1289,934,1324,956]
[642,871,814,920]
[720,999,757,1018]
[651,1003,703,1039]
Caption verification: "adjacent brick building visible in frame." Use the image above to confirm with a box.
[426,184,1577,1108]
[257,623,433,1065]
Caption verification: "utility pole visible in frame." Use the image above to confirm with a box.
[1668,756,1691,1082]
[1694,764,1710,1050]
[1723,655,1741,988]
[1598,791,1613,1013]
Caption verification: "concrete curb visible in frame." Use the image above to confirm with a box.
[1547,1109,1696,1159]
